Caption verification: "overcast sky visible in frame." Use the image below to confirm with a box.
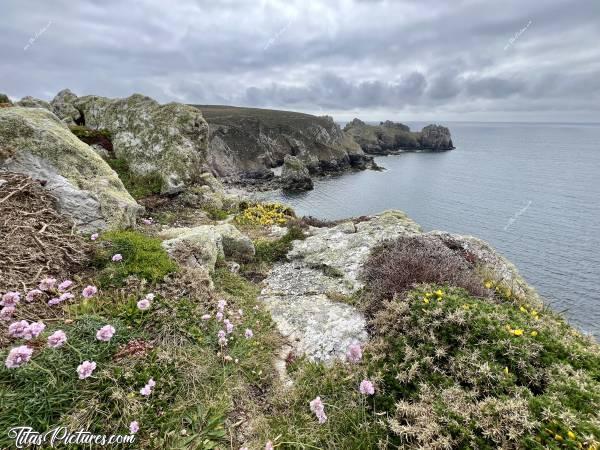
[2,0,599,122]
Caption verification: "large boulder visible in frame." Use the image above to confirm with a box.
[14,96,53,111]
[50,91,209,194]
[0,107,141,231]
[419,124,454,150]
[280,155,313,192]
[50,89,81,125]
[159,223,255,271]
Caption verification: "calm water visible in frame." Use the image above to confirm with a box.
[266,122,600,336]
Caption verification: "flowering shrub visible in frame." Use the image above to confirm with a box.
[234,202,294,226]
[368,285,600,449]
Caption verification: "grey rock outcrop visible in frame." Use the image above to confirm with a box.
[260,211,421,362]
[280,155,314,192]
[50,91,209,194]
[260,209,539,363]
[0,107,141,231]
[419,124,454,150]
[160,223,255,271]
[197,105,374,180]
[344,119,454,154]
[50,89,81,125]
[15,96,53,111]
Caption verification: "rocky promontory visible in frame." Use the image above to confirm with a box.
[197,105,376,182]
[344,118,454,154]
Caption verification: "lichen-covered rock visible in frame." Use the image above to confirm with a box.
[15,96,53,111]
[160,223,254,271]
[281,155,313,192]
[50,89,81,125]
[260,210,421,362]
[51,91,209,194]
[419,124,454,150]
[0,107,141,231]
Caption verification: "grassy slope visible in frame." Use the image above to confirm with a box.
[1,199,598,449]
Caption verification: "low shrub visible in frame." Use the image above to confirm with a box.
[235,202,294,226]
[361,235,488,315]
[94,231,177,287]
[367,285,600,449]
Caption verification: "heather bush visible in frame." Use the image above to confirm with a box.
[361,235,489,315]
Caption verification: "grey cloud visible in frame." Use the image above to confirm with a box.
[0,0,598,121]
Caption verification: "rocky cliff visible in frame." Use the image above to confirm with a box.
[344,118,454,154]
[196,105,375,181]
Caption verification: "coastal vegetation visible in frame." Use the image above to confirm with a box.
[0,94,598,449]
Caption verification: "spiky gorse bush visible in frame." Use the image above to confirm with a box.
[234,202,294,226]
[368,285,600,449]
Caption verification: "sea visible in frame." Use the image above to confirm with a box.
[264,121,600,336]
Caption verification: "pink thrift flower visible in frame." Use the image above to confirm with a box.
[112,253,123,262]
[139,385,152,396]
[265,442,274,450]
[47,330,67,348]
[244,328,254,339]
[96,325,116,342]
[5,345,33,368]
[217,299,227,311]
[26,289,44,302]
[25,321,45,340]
[77,360,97,379]
[346,343,363,363]
[309,396,327,424]
[218,330,227,346]
[48,297,61,306]
[139,379,155,396]
[201,314,211,320]
[39,277,57,291]
[1,291,20,307]
[8,320,30,339]
[224,319,234,334]
[90,233,99,241]
[142,218,153,225]
[137,299,151,310]
[238,308,244,316]
[82,285,98,298]
[145,293,155,301]
[129,421,139,434]
[0,306,15,321]
[359,379,375,395]
[216,311,223,321]
[58,280,73,291]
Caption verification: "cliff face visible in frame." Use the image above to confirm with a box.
[343,118,454,154]
[196,105,374,180]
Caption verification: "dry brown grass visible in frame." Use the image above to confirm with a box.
[0,172,90,292]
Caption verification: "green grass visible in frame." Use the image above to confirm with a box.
[106,157,163,199]
[253,226,305,264]
[94,230,177,287]
[205,206,229,221]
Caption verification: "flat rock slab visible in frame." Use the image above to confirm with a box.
[260,210,421,362]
